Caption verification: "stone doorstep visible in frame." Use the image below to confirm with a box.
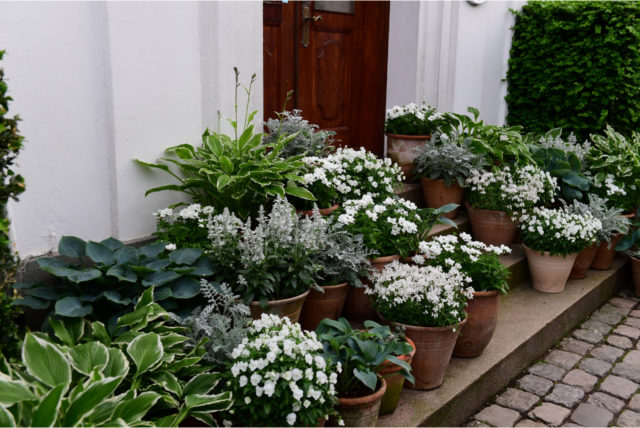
[378,256,629,427]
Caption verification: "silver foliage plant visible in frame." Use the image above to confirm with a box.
[569,194,630,244]
[536,129,591,162]
[264,109,336,158]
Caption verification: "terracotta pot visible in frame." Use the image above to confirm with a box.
[333,378,387,427]
[343,255,400,322]
[591,233,625,270]
[631,256,640,297]
[249,289,310,323]
[420,178,464,219]
[296,203,339,217]
[386,134,430,182]
[524,245,578,293]
[299,282,350,331]
[465,202,518,246]
[378,338,416,415]
[569,242,599,279]
[453,290,499,358]
[399,318,466,390]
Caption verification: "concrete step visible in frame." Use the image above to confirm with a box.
[378,256,630,427]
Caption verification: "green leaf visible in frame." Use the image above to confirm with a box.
[55,296,93,318]
[182,373,219,398]
[102,290,132,306]
[49,318,85,347]
[144,258,172,271]
[100,237,124,251]
[112,392,160,424]
[103,348,129,378]
[135,288,155,310]
[139,241,166,258]
[142,270,180,287]
[91,322,111,347]
[169,248,203,265]
[86,241,116,265]
[63,376,124,426]
[154,285,172,301]
[219,156,234,174]
[22,333,71,388]
[13,295,50,309]
[0,378,36,405]
[285,184,316,200]
[114,246,139,265]
[127,333,163,377]
[58,236,86,258]
[36,257,66,270]
[69,342,109,376]
[106,265,137,283]
[153,371,182,397]
[32,383,65,427]
[353,368,378,391]
[184,393,229,410]
[216,174,233,190]
[171,277,201,299]
[0,406,16,427]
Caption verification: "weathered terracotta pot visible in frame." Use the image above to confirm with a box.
[333,378,387,427]
[378,338,416,415]
[453,290,499,358]
[421,178,464,219]
[591,233,625,270]
[386,134,430,182]
[400,318,466,390]
[343,255,400,322]
[631,256,640,297]
[296,203,339,217]
[569,242,598,279]
[249,289,310,323]
[465,202,518,246]
[524,245,578,294]
[299,282,350,331]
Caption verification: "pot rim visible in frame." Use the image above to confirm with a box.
[630,255,640,263]
[296,203,340,217]
[338,377,387,406]
[378,337,416,374]
[471,290,500,297]
[248,289,310,307]
[523,244,578,259]
[394,316,467,332]
[385,133,431,140]
[318,282,349,290]
[369,254,401,264]
[464,201,511,216]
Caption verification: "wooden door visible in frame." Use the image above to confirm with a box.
[263,1,390,155]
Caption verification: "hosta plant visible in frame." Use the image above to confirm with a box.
[416,233,511,294]
[13,236,215,330]
[226,314,340,426]
[264,108,335,158]
[519,207,602,256]
[385,103,452,136]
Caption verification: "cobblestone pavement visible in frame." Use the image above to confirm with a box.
[468,289,640,427]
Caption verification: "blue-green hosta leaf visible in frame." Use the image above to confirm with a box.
[58,236,86,258]
[143,258,172,271]
[31,383,66,427]
[139,241,166,258]
[168,248,203,265]
[114,246,139,265]
[62,376,124,426]
[86,241,116,266]
[103,348,129,378]
[69,342,109,376]
[13,295,50,309]
[111,392,160,424]
[106,265,137,283]
[127,333,163,377]
[171,277,200,299]
[353,368,378,391]
[0,405,16,427]
[55,297,93,318]
[129,265,155,276]
[65,268,102,284]
[102,290,132,306]
[0,377,36,405]
[27,286,63,301]
[100,237,124,251]
[191,257,214,277]
[22,333,71,388]
[36,257,67,270]
[142,270,180,287]
[154,285,172,301]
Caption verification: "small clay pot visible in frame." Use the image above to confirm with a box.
[299,282,350,331]
[333,377,387,427]
[569,242,599,279]
[296,204,339,217]
[453,290,500,358]
[249,289,310,323]
[378,337,416,415]
[591,233,625,270]
[524,245,578,293]
[386,134,430,182]
[465,202,518,246]
[421,178,464,219]
[631,256,640,297]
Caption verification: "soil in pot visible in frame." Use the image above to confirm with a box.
[453,290,499,358]
[378,338,416,415]
[296,203,340,217]
[386,134,430,182]
[248,289,310,323]
[299,283,350,331]
[569,242,598,279]
[632,256,640,297]
[524,245,578,293]
[465,202,518,246]
[591,233,625,270]
[331,378,387,427]
[421,178,464,219]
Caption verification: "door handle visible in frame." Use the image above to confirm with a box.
[301,2,322,47]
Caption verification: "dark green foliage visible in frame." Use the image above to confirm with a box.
[0,50,25,359]
[530,147,590,204]
[506,1,640,141]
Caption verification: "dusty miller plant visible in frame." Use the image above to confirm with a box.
[264,109,335,158]
[568,195,630,244]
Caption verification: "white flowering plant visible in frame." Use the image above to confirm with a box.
[368,260,474,328]
[385,103,453,136]
[519,206,602,256]
[336,193,456,258]
[465,165,557,216]
[154,203,214,249]
[226,314,340,426]
[315,318,414,397]
[416,233,511,294]
[569,195,630,244]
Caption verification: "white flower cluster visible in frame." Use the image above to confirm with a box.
[229,314,340,426]
[367,260,474,324]
[592,173,627,197]
[416,232,511,264]
[337,194,419,236]
[153,203,215,225]
[519,206,602,246]
[466,165,557,213]
[386,103,440,122]
[537,132,591,161]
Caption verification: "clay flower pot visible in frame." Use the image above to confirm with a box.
[343,255,400,322]
[333,378,387,427]
[296,203,340,217]
[386,134,430,182]
[631,256,640,297]
[465,202,518,246]
[249,289,310,323]
[299,282,350,331]
[400,318,466,390]
[378,337,416,415]
[421,178,464,219]
[453,290,500,358]
[569,242,599,279]
[524,245,578,294]
[591,233,625,270]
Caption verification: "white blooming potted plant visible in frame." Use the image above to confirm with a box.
[226,314,340,426]
[615,209,640,296]
[153,203,214,249]
[465,164,557,246]
[416,233,511,357]
[385,103,452,181]
[367,260,474,389]
[316,318,414,425]
[519,206,602,293]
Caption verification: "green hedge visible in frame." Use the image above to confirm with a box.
[506,1,640,141]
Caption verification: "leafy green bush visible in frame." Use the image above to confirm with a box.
[506,1,640,141]
[263,109,335,158]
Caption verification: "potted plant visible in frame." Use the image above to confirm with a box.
[294,157,344,216]
[300,219,372,331]
[519,206,602,293]
[413,132,487,219]
[614,208,640,296]
[465,164,557,246]
[264,108,336,158]
[226,314,341,426]
[367,260,474,389]
[416,232,511,357]
[153,203,214,249]
[385,103,452,181]
[316,318,414,425]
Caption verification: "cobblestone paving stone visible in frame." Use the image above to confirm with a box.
[468,290,640,427]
